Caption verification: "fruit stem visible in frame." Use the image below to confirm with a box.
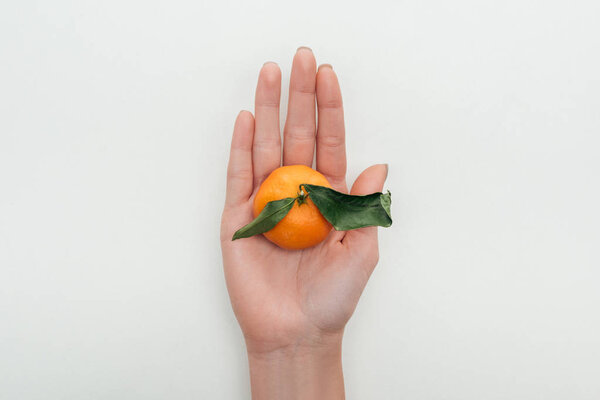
[296,185,308,205]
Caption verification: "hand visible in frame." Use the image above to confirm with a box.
[220,48,388,399]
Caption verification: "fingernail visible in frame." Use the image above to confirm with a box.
[384,163,389,180]
[318,63,333,71]
[263,61,278,66]
[297,46,312,52]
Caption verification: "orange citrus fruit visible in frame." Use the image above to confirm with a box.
[253,165,333,250]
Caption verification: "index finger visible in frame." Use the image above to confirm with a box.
[316,64,347,192]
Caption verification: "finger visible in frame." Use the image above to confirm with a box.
[283,47,317,167]
[225,111,255,206]
[316,64,347,192]
[341,164,389,272]
[253,62,282,186]
[349,164,388,195]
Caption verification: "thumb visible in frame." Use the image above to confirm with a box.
[350,163,388,196]
[342,164,389,270]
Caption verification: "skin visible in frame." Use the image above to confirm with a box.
[220,47,388,399]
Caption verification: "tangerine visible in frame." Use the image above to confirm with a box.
[253,165,333,250]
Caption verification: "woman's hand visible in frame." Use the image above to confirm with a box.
[220,47,388,399]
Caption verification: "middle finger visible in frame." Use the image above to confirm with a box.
[283,47,317,167]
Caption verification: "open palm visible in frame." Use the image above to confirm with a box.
[220,48,388,354]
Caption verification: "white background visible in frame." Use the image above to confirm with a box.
[1,0,599,399]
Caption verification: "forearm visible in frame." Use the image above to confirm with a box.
[247,338,345,400]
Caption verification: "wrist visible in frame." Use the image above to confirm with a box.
[246,332,345,400]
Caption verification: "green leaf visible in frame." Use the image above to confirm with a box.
[301,184,392,231]
[232,197,296,240]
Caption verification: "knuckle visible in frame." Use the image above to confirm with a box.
[318,99,342,109]
[255,100,280,108]
[227,167,252,181]
[293,84,316,95]
[318,134,345,148]
[328,176,347,189]
[252,135,281,149]
[286,125,316,142]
